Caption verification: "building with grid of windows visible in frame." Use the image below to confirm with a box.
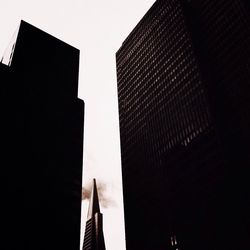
[116,0,250,249]
[1,21,84,250]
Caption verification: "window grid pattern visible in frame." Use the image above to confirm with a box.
[117,0,212,170]
[116,0,250,249]
[189,0,250,134]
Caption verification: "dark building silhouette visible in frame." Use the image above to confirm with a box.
[1,20,84,250]
[82,179,106,250]
[116,0,250,249]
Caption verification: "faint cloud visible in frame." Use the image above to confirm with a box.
[82,179,116,208]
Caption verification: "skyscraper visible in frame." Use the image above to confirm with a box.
[116,0,250,249]
[82,179,106,250]
[1,20,84,250]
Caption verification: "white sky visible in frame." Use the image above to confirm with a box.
[0,1,155,249]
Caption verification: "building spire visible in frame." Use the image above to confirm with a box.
[83,178,106,250]
[87,178,101,220]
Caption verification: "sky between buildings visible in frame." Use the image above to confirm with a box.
[0,0,155,249]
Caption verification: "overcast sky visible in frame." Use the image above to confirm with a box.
[0,0,155,249]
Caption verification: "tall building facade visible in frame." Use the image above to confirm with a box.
[1,21,84,250]
[116,0,250,249]
[82,179,106,250]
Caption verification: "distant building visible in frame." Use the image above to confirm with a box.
[82,179,106,250]
[116,0,250,249]
[1,20,84,250]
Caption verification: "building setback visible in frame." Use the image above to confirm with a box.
[82,179,106,250]
[116,0,250,250]
[1,20,84,250]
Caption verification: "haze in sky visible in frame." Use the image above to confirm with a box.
[0,0,155,249]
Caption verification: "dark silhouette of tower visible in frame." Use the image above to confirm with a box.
[116,0,250,250]
[1,20,84,250]
[82,179,106,250]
